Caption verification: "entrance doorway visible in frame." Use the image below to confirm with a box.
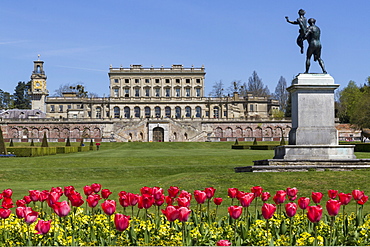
[153,127,164,142]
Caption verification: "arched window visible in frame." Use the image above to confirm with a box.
[195,106,201,118]
[175,107,181,119]
[165,107,171,118]
[185,106,191,118]
[213,106,219,118]
[113,106,120,118]
[145,107,151,118]
[134,107,140,118]
[155,106,161,118]
[124,107,130,119]
[96,107,102,119]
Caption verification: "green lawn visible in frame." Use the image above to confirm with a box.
[1,141,370,214]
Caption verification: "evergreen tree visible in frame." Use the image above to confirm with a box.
[13,81,31,109]
[66,137,71,146]
[0,128,7,155]
[41,132,48,147]
[30,139,35,146]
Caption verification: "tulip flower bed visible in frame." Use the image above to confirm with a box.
[0,184,369,246]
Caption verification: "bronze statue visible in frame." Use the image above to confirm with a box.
[285,9,307,54]
[304,18,327,74]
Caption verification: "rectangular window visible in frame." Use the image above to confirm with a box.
[165,79,170,83]
[175,88,180,97]
[176,79,180,83]
[155,79,160,83]
[68,105,72,109]
[186,79,190,83]
[196,78,201,83]
[250,104,254,112]
[205,111,209,117]
[165,88,170,97]
[50,105,55,112]
[125,79,129,83]
[114,79,119,83]
[145,88,150,97]
[135,88,140,97]
[135,79,140,83]
[155,88,160,97]
[59,105,63,112]
[145,79,150,83]
[125,88,129,97]
[185,88,190,97]
[114,88,119,97]
[196,88,201,97]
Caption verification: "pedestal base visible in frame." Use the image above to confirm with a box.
[274,145,356,160]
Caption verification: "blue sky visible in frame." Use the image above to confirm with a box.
[1,1,369,97]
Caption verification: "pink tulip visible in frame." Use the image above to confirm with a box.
[114,213,130,231]
[178,206,191,222]
[35,220,52,234]
[29,190,41,202]
[0,208,11,219]
[261,192,271,202]
[177,197,190,207]
[298,197,310,210]
[228,205,243,219]
[24,209,39,224]
[285,202,298,217]
[87,194,101,208]
[194,190,207,204]
[152,187,164,200]
[352,190,364,201]
[52,201,71,217]
[239,193,254,207]
[307,205,323,223]
[204,187,216,199]
[326,199,341,216]
[262,203,276,219]
[217,240,232,246]
[286,187,298,200]
[162,205,179,221]
[101,200,116,215]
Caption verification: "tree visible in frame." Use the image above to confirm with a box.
[209,80,225,97]
[285,93,292,118]
[53,83,95,98]
[13,81,31,109]
[0,89,13,109]
[274,76,289,112]
[247,71,270,97]
[225,80,248,97]
[337,81,362,123]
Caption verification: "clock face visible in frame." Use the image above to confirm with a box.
[33,80,43,89]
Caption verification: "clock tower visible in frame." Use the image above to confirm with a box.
[29,56,49,111]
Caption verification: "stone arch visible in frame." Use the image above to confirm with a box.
[275,127,283,137]
[61,128,70,138]
[254,127,262,139]
[22,128,29,138]
[215,127,223,137]
[224,127,233,137]
[11,128,19,138]
[93,128,101,138]
[245,127,253,137]
[235,127,243,137]
[265,127,273,137]
[41,128,50,138]
[82,128,90,138]
[31,128,39,138]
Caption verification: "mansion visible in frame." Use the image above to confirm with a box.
[1,59,294,142]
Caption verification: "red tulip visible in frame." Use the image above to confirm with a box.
[251,186,263,197]
[16,199,27,208]
[140,186,153,195]
[326,199,341,216]
[178,206,191,222]
[328,189,338,199]
[50,187,63,196]
[286,187,298,199]
[162,205,179,221]
[0,208,11,219]
[114,213,130,231]
[177,197,190,207]
[214,197,223,206]
[228,205,243,219]
[179,190,192,201]
[87,194,101,208]
[228,188,239,199]
[102,200,116,215]
[139,194,154,209]
[262,203,276,219]
[127,193,139,206]
[16,207,35,220]
[194,190,207,204]
[352,190,364,201]
[52,201,71,217]
[40,190,49,202]
[101,189,112,199]
[23,195,32,204]
[154,194,165,207]
[91,183,102,193]
[35,220,52,234]
[2,189,13,198]
[2,197,14,209]
[273,190,287,205]
[165,196,174,205]
[298,197,310,210]
[63,186,75,198]
[152,187,164,200]
[357,195,369,205]
[338,193,352,206]
[311,192,323,204]
[217,240,232,246]
[285,202,298,217]
[204,187,216,199]
[239,193,254,207]
[29,190,41,202]
[24,209,39,224]
[83,185,94,196]
[236,191,246,200]
[69,192,84,207]
[0,194,2,200]
[119,194,129,208]
[261,192,271,202]
[47,191,61,207]
[307,205,323,223]
[168,186,180,198]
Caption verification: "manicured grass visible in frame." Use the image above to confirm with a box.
[1,141,370,214]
